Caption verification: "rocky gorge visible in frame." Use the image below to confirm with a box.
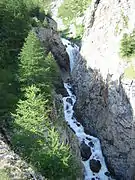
[1,0,135,179]
[51,0,135,178]
[71,0,135,179]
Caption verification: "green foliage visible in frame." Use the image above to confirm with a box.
[58,0,90,41]
[0,1,79,179]
[124,65,135,79]
[0,0,31,124]
[58,0,91,26]
[0,0,30,66]
[121,11,129,29]
[19,31,60,100]
[120,31,135,59]
[12,86,77,179]
[12,86,50,134]
[60,24,84,44]
[0,169,10,180]
[24,0,52,14]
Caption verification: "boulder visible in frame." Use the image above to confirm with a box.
[89,159,101,173]
[80,141,92,161]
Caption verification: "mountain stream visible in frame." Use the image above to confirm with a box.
[62,38,112,180]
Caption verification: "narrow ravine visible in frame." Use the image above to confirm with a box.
[62,39,111,180]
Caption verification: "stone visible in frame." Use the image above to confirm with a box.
[71,0,135,178]
[88,141,94,148]
[34,26,71,82]
[66,98,73,105]
[104,171,111,177]
[89,159,101,173]
[80,141,92,161]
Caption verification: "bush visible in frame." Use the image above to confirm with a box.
[124,65,135,79]
[120,31,135,59]
[58,0,91,26]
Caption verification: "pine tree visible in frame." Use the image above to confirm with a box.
[0,0,30,124]
[19,31,60,100]
[12,85,50,134]
[12,85,75,179]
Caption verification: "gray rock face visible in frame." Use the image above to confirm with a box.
[71,0,135,178]
[34,24,70,82]
[0,134,44,180]
[72,52,135,179]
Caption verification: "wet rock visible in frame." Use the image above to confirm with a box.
[86,137,91,141]
[80,141,92,161]
[66,98,73,105]
[76,123,81,127]
[105,171,111,177]
[88,141,94,148]
[66,104,69,110]
[66,110,71,114]
[89,159,101,173]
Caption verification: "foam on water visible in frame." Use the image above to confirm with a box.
[61,38,79,72]
[62,38,112,180]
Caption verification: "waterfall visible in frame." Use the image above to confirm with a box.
[62,39,111,180]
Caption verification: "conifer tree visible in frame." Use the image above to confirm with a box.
[19,31,60,100]
[12,85,76,179]
[0,0,30,123]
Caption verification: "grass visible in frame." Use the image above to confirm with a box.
[58,0,91,26]
[0,169,10,180]
[58,0,91,40]
[124,65,135,79]
[121,11,129,29]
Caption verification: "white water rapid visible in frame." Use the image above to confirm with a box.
[62,39,112,180]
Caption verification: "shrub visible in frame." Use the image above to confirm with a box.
[58,0,91,26]
[124,65,135,79]
[0,169,10,180]
[120,31,135,59]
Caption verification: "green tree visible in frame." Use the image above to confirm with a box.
[12,85,76,179]
[120,31,135,59]
[0,0,30,124]
[19,31,60,100]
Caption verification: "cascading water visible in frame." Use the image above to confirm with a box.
[62,39,112,180]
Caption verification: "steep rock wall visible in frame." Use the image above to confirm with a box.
[72,0,135,179]
[34,22,70,81]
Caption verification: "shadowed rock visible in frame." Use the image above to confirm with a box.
[66,98,73,105]
[33,19,70,82]
[89,159,101,173]
[80,141,92,161]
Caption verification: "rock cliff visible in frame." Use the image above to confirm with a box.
[71,0,135,179]
[34,18,71,81]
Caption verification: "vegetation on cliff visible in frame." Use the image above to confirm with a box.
[120,30,135,79]
[58,0,91,41]
[0,0,80,179]
[120,31,135,59]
